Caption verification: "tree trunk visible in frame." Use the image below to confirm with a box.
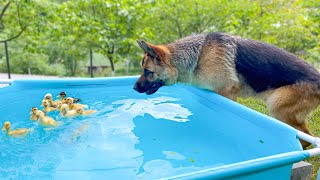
[89,48,93,78]
[71,56,77,76]
[74,58,77,76]
[108,44,115,76]
[96,45,115,76]
[126,43,131,76]
[4,41,10,79]
[107,55,115,76]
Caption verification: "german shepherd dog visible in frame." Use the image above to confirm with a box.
[133,32,320,149]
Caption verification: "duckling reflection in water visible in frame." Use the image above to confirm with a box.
[68,122,90,142]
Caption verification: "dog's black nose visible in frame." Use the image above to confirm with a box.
[133,83,145,93]
[133,83,139,92]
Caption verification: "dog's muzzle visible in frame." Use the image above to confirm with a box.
[133,80,164,95]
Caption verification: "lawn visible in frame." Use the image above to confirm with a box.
[237,98,320,180]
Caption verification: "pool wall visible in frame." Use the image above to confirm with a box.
[1,76,320,180]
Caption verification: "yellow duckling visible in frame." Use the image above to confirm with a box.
[66,97,88,110]
[75,107,97,116]
[57,92,81,104]
[41,100,56,113]
[60,104,77,117]
[29,107,40,121]
[43,93,58,108]
[57,92,67,104]
[56,101,63,111]
[36,110,59,127]
[2,121,31,137]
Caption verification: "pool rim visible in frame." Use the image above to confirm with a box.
[1,76,320,179]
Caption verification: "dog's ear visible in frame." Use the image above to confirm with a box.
[136,40,158,58]
[136,40,143,49]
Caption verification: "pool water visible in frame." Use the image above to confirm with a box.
[0,82,300,179]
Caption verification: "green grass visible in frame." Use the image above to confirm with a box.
[237,98,320,180]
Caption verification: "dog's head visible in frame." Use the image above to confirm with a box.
[133,40,177,95]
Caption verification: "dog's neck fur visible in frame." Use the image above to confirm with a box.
[167,34,206,83]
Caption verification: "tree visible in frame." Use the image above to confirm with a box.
[0,1,28,78]
[0,0,319,77]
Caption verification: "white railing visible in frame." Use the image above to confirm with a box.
[297,131,320,156]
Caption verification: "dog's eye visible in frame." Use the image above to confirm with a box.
[144,69,153,76]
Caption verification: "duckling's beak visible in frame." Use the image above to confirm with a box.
[2,126,6,131]
[56,95,60,98]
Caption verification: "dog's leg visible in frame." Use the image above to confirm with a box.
[266,85,319,149]
[296,122,314,148]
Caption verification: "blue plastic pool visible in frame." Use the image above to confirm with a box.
[0,77,319,179]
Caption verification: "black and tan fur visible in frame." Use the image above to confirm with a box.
[133,32,320,149]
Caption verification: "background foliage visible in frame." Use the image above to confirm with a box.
[1,1,320,179]
[0,0,319,77]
